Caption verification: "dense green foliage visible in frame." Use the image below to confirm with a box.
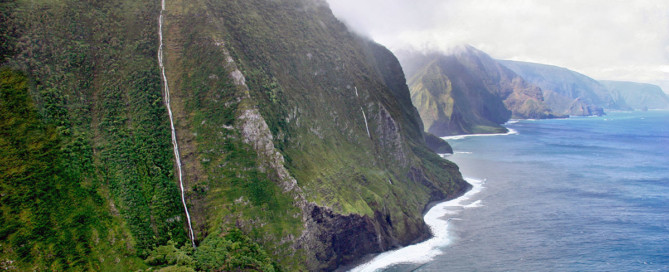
[144,228,278,272]
[0,68,100,270]
[1,0,190,269]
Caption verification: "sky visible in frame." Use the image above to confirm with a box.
[325,0,669,92]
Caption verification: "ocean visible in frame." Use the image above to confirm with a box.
[352,110,669,272]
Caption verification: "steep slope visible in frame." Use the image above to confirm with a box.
[2,1,190,270]
[600,80,669,110]
[161,0,467,269]
[399,46,557,136]
[499,60,622,116]
[1,0,468,270]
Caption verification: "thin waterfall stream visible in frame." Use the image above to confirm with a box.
[355,87,372,139]
[158,0,196,247]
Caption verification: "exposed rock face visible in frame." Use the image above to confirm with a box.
[398,45,557,136]
[600,80,669,110]
[499,60,623,116]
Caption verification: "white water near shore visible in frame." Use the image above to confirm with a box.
[349,178,485,272]
[441,128,518,140]
[158,0,196,247]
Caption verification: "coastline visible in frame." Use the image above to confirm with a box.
[441,127,518,141]
[346,123,522,271]
[336,180,472,272]
[347,177,485,272]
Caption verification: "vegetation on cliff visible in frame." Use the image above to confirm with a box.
[1,0,467,270]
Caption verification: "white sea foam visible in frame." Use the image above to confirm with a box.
[455,151,472,154]
[441,128,518,140]
[505,120,520,125]
[349,178,485,272]
[438,153,453,158]
[463,199,483,208]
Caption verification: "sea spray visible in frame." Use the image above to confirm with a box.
[158,0,196,247]
[350,178,485,272]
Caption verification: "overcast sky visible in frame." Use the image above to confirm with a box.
[325,0,669,92]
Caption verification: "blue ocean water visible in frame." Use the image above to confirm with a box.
[361,110,669,271]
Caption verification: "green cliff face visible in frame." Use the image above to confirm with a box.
[1,0,467,270]
[2,0,189,270]
[399,46,556,136]
[600,80,669,110]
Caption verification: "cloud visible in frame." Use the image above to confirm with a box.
[326,0,669,85]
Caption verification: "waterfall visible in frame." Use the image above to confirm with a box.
[354,86,371,139]
[361,107,371,139]
[158,0,196,247]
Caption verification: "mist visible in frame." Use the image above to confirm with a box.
[325,0,669,92]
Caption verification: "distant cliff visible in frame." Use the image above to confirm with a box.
[600,80,669,110]
[398,46,557,136]
[498,60,625,116]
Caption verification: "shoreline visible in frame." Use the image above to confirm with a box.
[441,127,518,141]
[421,179,473,216]
[336,180,471,272]
[347,177,485,272]
[345,127,517,271]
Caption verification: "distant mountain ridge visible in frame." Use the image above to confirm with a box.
[398,45,559,136]
[498,60,623,116]
[600,80,669,110]
[398,45,663,137]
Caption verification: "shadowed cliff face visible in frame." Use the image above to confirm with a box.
[399,46,557,136]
